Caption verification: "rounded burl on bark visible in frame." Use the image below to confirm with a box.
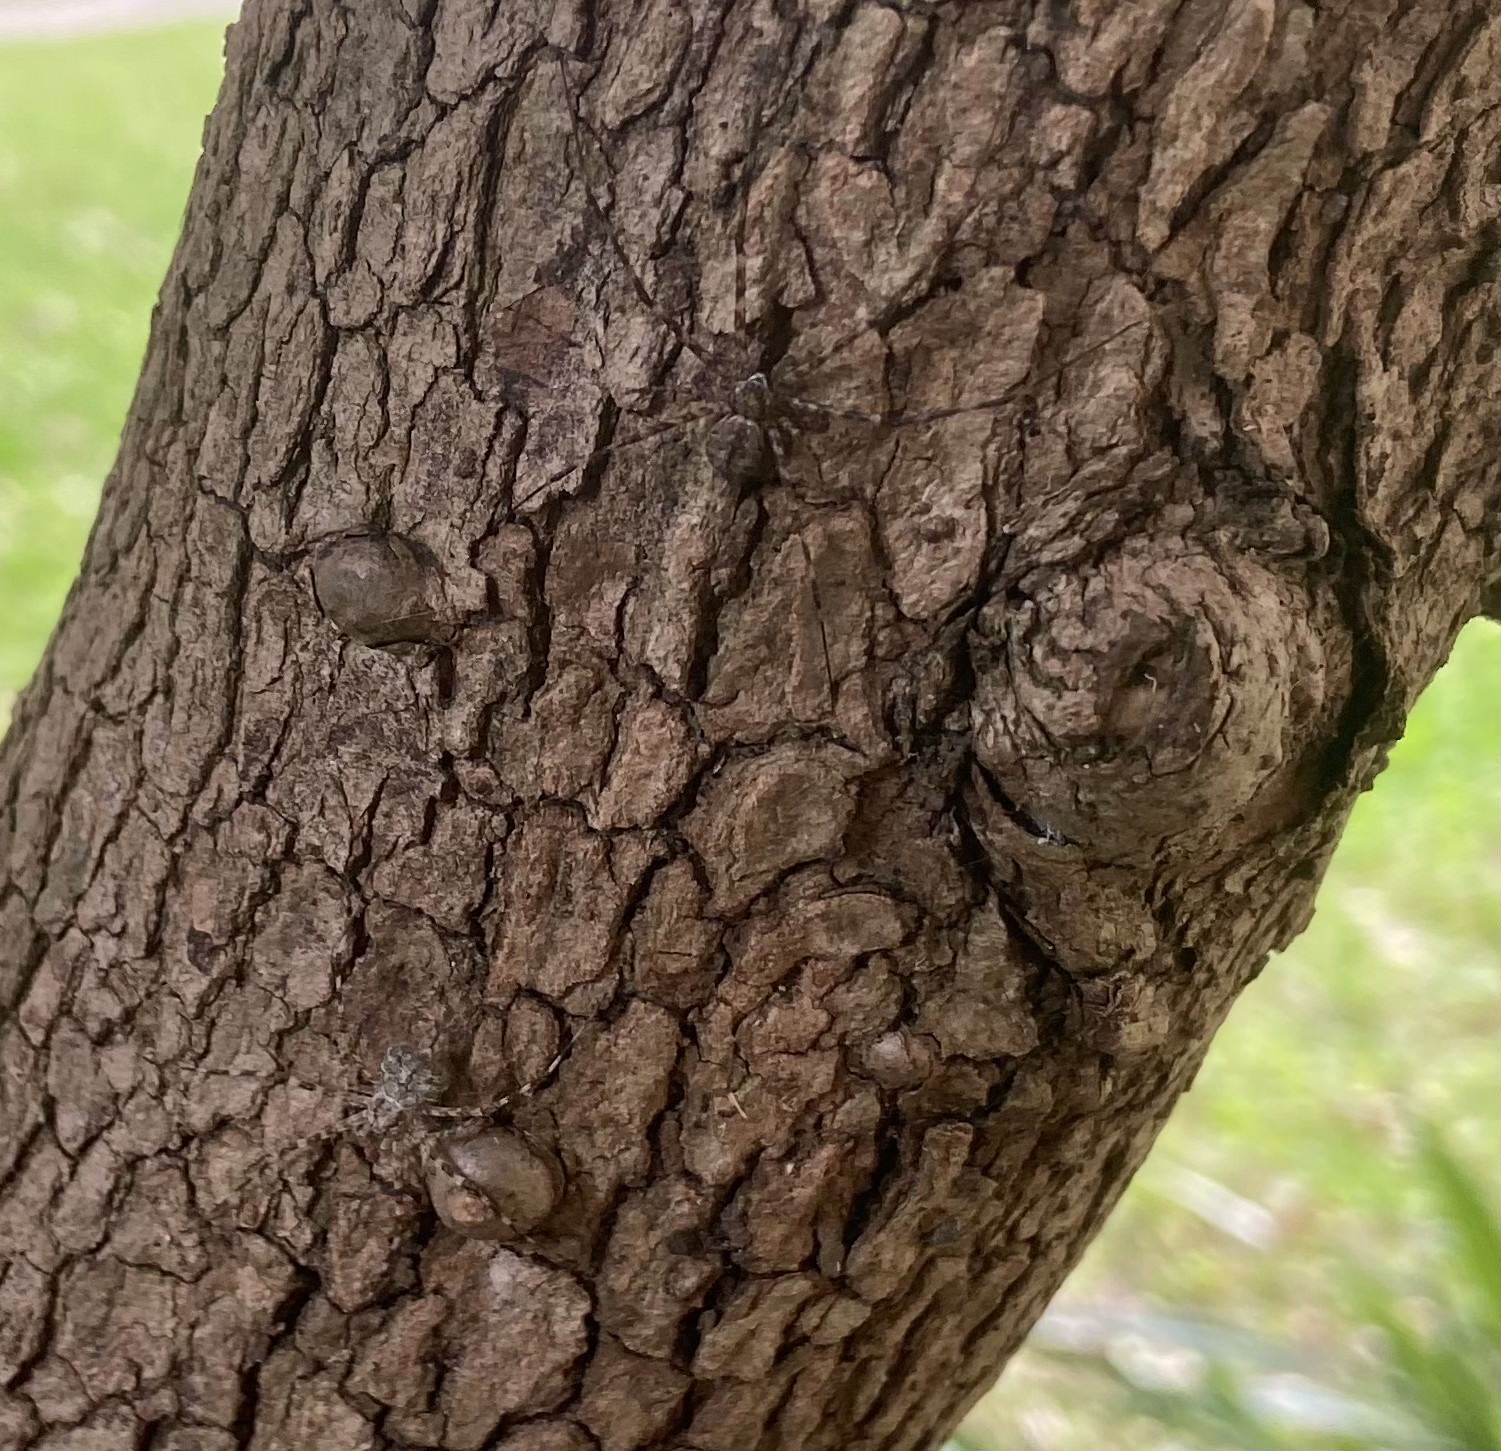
[312,532,456,647]
[0,2,1495,1450]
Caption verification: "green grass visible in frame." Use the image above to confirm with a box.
[0,21,226,708]
[1,23,1497,1451]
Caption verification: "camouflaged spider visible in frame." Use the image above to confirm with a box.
[258,1042,565,1177]
[508,44,1150,510]
[344,1045,481,1137]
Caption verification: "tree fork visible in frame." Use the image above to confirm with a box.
[0,3,1494,1449]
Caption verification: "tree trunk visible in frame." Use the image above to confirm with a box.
[0,2,1494,1448]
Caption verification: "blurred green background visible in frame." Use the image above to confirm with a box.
[0,19,1495,1450]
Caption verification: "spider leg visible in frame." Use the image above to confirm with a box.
[763,418,793,488]
[733,203,749,344]
[782,395,890,427]
[881,319,1151,428]
[551,49,736,385]
[796,531,838,712]
[775,318,1151,431]
[529,1046,568,1088]
[414,1039,569,1128]
[513,407,718,511]
[772,78,1017,399]
[422,1103,505,1123]
[328,606,452,648]
[236,1106,362,1182]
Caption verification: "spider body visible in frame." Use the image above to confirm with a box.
[350,1045,450,1138]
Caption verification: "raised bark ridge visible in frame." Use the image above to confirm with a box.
[0,3,1494,1449]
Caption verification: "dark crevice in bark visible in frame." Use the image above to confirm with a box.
[1166,110,1283,246]
[1316,340,1399,796]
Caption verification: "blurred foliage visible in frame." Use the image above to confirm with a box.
[0,21,1496,1451]
[955,1120,1500,1451]
[0,21,226,711]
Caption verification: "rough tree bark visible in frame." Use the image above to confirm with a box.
[0,2,1495,1448]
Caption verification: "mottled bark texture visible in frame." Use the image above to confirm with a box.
[0,2,1495,1448]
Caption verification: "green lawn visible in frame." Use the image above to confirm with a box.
[1,23,1496,1450]
[0,22,225,707]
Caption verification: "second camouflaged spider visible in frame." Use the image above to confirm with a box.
[250,1043,566,1179]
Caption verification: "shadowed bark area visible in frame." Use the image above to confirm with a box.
[0,2,1495,1448]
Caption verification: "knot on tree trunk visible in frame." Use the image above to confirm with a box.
[429,1128,565,1241]
[312,531,453,646]
[970,476,1344,865]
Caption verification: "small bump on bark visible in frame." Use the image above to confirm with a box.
[427,1128,564,1240]
[311,532,449,646]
